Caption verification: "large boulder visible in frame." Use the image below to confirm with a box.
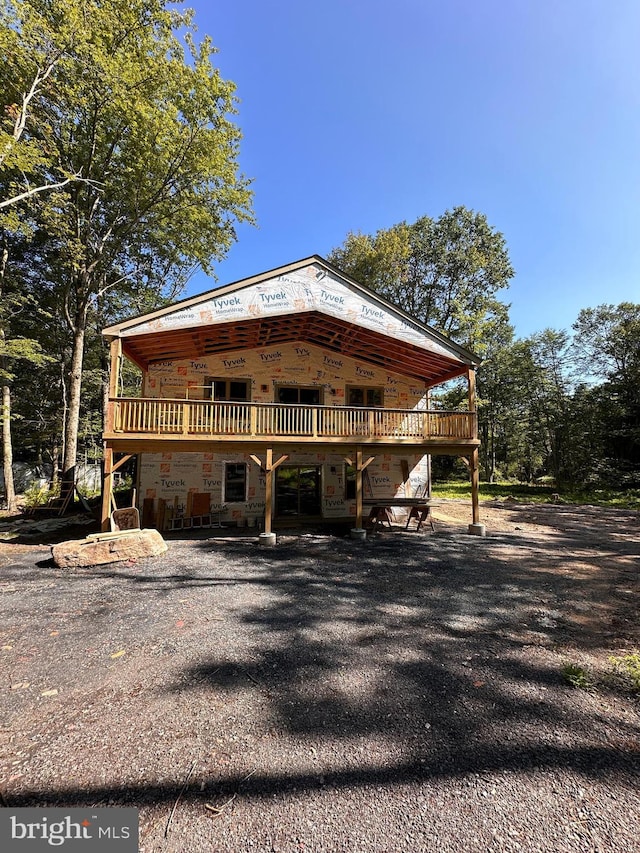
[52,528,167,568]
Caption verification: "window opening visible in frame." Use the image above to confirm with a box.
[276,385,322,405]
[347,386,384,407]
[224,462,247,502]
[206,378,251,401]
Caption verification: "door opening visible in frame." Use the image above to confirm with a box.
[275,465,322,518]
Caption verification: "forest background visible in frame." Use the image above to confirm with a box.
[1,0,639,511]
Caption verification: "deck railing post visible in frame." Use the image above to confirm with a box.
[368,410,375,437]
[108,399,117,434]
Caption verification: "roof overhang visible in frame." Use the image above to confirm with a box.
[119,310,469,387]
[105,255,480,387]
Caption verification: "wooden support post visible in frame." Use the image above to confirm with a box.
[106,338,122,435]
[468,367,481,525]
[250,450,288,535]
[468,366,477,438]
[108,338,122,399]
[355,448,363,530]
[470,447,480,524]
[401,459,411,498]
[101,451,135,532]
[101,446,113,532]
[111,454,133,473]
[353,449,375,530]
[264,448,274,535]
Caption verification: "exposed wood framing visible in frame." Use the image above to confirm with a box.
[106,338,122,433]
[101,447,113,532]
[467,366,476,413]
[109,338,122,398]
[116,312,471,386]
[100,451,134,532]
[249,450,288,534]
[349,449,375,530]
[401,459,411,498]
[467,370,480,524]
[470,447,480,524]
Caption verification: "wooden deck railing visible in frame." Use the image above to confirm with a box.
[108,398,477,442]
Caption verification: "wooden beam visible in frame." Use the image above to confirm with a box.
[262,449,289,535]
[470,447,480,524]
[344,454,374,470]
[352,449,375,529]
[270,454,289,472]
[120,311,471,388]
[100,447,113,532]
[264,449,273,535]
[108,338,122,399]
[468,367,476,411]
[356,449,363,530]
[112,453,133,473]
[249,454,265,471]
[102,436,480,457]
[362,455,375,471]
[401,459,411,498]
[106,338,122,434]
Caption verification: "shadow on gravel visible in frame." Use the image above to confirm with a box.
[2,518,639,810]
[5,745,639,809]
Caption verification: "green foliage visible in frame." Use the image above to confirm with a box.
[4,0,254,291]
[2,0,254,480]
[431,481,640,509]
[22,480,59,508]
[609,654,640,692]
[573,303,640,382]
[562,663,592,690]
[571,304,640,484]
[328,206,513,354]
[432,481,555,503]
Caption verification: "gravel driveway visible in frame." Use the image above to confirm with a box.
[1,501,639,852]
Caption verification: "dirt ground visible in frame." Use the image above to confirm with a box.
[0,499,639,852]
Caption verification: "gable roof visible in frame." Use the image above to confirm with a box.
[103,255,480,386]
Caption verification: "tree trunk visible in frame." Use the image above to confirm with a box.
[1,384,17,511]
[0,241,16,511]
[62,322,86,486]
[51,443,60,487]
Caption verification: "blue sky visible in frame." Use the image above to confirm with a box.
[184,0,640,339]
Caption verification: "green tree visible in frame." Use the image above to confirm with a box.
[474,320,515,481]
[1,6,71,214]
[328,206,514,353]
[572,303,640,481]
[0,233,51,509]
[2,0,254,485]
[525,329,573,482]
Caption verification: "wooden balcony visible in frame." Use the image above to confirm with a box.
[104,398,478,449]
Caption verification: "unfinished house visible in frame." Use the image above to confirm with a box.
[101,256,481,535]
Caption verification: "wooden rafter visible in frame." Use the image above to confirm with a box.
[118,310,472,386]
